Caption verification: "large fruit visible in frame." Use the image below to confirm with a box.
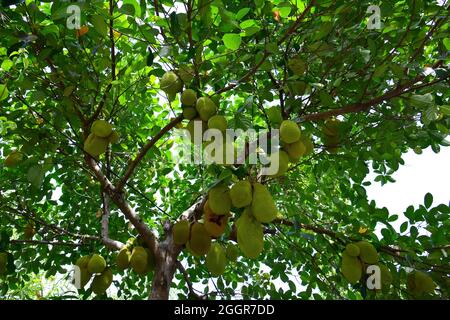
[130,246,148,275]
[300,135,314,155]
[344,243,360,257]
[181,89,197,106]
[407,271,436,296]
[208,184,232,216]
[268,151,289,177]
[236,210,264,259]
[341,251,362,284]
[208,115,227,133]
[206,243,227,276]
[91,120,113,138]
[230,180,252,208]
[196,97,217,121]
[74,257,92,289]
[226,243,239,262]
[116,248,131,270]
[280,120,301,144]
[173,220,190,245]
[288,57,306,76]
[87,254,106,274]
[4,151,23,167]
[203,201,229,237]
[284,140,306,162]
[188,223,211,256]
[251,183,277,223]
[84,133,109,157]
[266,107,283,125]
[160,71,183,95]
[76,256,91,269]
[91,268,113,295]
[183,107,198,120]
[355,241,378,264]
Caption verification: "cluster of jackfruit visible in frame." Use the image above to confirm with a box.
[159,66,195,100]
[322,118,341,154]
[3,150,24,167]
[407,271,436,297]
[75,253,113,295]
[341,241,392,291]
[115,240,155,276]
[84,120,119,157]
[0,252,10,275]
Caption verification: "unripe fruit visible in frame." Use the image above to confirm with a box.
[181,89,197,106]
[91,268,113,295]
[230,180,252,208]
[160,71,183,95]
[208,184,232,215]
[188,223,211,256]
[266,107,283,125]
[116,248,131,270]
[226,243,239,262]
[203,201,229,237]
[206,243,227,276]
[280,120,301,144]
[236,209,264,259]
[285,140,306,162]
[84,133,109,157]
[268,151,289,177]
[87,254,106,274]
[183,107,198,120]
[344,243,360,257]
[251,183,277,223]
[355,241,378,264]
[91,120,113,138]
[173,220,190,245]
[208,115,227,133]
[179,66,194,83]
[341,251,362,284]
[130,246,148,275]
[196,97,217,121]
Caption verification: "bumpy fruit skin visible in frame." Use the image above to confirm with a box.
[268,151,289,177]
[76,256,91,269]
[196,97,217,121]
[323,119,340,137]
[208,115,227,133]
[183,107,198,120]
[408,271,436,296]
[251,183,277,223]
[230,180,252,208]
[266,107,283,125]
[288,57,306,76]
[285,140,306,162]
[160,71,183,95]
[4,151,23,167]
[181,89,197,106]
[226,244,239,262]
[188,223,211,256]
[173,220,190,245]
[355,241,378,264]
[88,254,106,274]
[203,201,229,237]
[179,66,194,83]
[208,185,232,216]
[206,243,227,276]
[91,120,113,138]
[236,210,264,259]
[280,120,301,144]
[84,133,109,157]
[341,251,362,284]
[0,252,8,274]
[345,243,360,257]
[91,268,113,295]
[130,246,148,275]
[116,248,131,270]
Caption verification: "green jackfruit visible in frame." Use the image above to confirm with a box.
[76,255,91,269]
[116,248,131,270]
[379,264,392,290]
[196,97,217,121]
[87,254,106,274]
[130,246,148,275]
[280,120,301,144]
[356,241,378,264]
[266,107,283,125]
[77,266,92,288]
[208,115,227,133]
[208,184,232,216]
[160,71,183,95]
[230,180,252,208]
[236,209,264,259]
[251,183,277,223]
[84,133,109,157]
[345,243,360,257]
[181,89,197,106]
[173,220,190,245]
[183,107,198,120]
[268,151,289,177]
[341,252,362,284]
[225,244,239,262]
[188,223,211,256]
[285,140,306,162]
[206,243,227,276]
[408,271,436,296]
[91,268,113,295]
[91,120,113,138]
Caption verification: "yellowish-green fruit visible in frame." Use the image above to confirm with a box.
[116,248,131,270]
[236,209,264,259]
[160,71,183,95]
[208,184,232,216]
[356,241,378,264]
[230,180,252,208]
[280,120,301,144]
[208,115,227,133]
[183,107,198,120]
[206,243,227,276]
[181,89,197,106]
[300,135,314,155]
[188,223,212,256]
[78,266,92,288]
[323,118,340,137]
[345,243,360,257]
[87,254,106,274]
[226,243,239,262]
[76,256,91,269]
[285,140,306,162]
[203,201,229,237]
[268,151,289,177]
[108,131,120,144]
[173,220,190,245]
[84,133,109,157]
[91,120,113,138]
[288,57,306,76]
[4,151,23,167]
[91,268,113,295]
[408,271,436,296]
[130,246,148,275]
[251,183,277,223]
[179,65,194,83]
[341,251,362,284]
[266,107,283,125]
[24,223,35,240]
[196,97,217,121]
[0,252,8,274]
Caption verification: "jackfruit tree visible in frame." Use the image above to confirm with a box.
[0,0,449,300]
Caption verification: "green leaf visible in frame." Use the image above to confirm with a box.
[27,165,45,189]
[0,84,9,101]
[92,15,108,37]
[424,192,433,209]
[222,33,241,50]
[236,8,251,20]
[443,38,450,50]
[408,93,434,108]
[439,105,450,116]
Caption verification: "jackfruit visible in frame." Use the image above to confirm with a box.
[230,180,252,208]
[203,201,229,237]
[183,107,198,120]
[91,120,113,138]
[285,140,306,162]
[407,271,436,296]
[179,65,195,83]
[344,243,360,257]
[76,255,91,269]
[323,118,340,137]
[268,151,289,177]
[160,71,183,95]
[226,244,239,262]
[181,89,197,106]
[87,254,106,274]
[130,246,148,275]
[188,223,211,256]
[341,251,362,284]
[206,243,227,276]
[236,210,264,259]
[196,97,217,121]
[300,135,314,155]
[208,184,232,216]
[91,268,113,295]
[173,220,190,245]
[4,151,23,167]
[251,183,277,223]
[116,248,131,270]
[208,115,227,133]
[84,133,109,157]
[288,57,306,76]
[355,241,378,264]
[266,107,283,125]
[280,120,301,144]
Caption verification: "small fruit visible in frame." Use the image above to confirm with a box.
[160,71,183,95]
[341,251,362,284]
[116,248,131,270]
[130,246,148,275]
[288,57,306,76]
[4,151,23,167]
[225,244,239,262]
[87,254,106,274]
[251,183,277,223]
[196,97,217,121]
[91,120,113,138]
[266,107,283,125]
[91,268,113,295]
[230,180,252,208]
[208,115,227,133]
[203,201,229,237]
[173,220,190,245]
[344,243,360,257]
[208,184,232,216]
[280,120,301,144]
[355,241,378,264]
[188,223,211,256]
[181,89,197,106]
[206,243,227,276]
